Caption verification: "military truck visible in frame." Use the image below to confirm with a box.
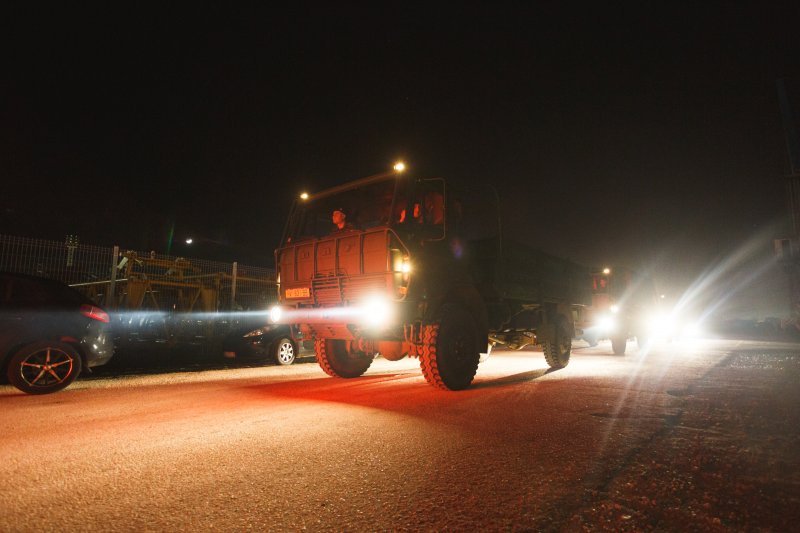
[270,167,591,390]
[582,266,659,355]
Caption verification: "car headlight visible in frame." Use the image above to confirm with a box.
[269,306,283,323]
[244,328,265,338]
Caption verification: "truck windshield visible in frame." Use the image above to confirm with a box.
[286,177,404,242]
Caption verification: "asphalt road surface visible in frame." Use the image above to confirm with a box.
[1,338,799,531]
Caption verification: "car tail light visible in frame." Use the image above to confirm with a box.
[80,304,110,323]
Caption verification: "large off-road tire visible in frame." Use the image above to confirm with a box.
[479,342,494,363]
[7,341,82,394]
[419,305,480,390]
[611,335,627,355]
[314,339,373,378]
[273,337,296,365]
[543,316,572,369]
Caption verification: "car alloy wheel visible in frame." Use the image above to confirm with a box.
[7,341,82,394]
[274,338,296,365]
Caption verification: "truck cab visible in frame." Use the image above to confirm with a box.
[583,267,659,354]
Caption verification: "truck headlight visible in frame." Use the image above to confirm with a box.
[361,294,394,327]
[269,306,283,324]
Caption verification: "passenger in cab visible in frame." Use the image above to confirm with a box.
[331,207,354,233]
[423,192,444,225]
[398,202,423,224]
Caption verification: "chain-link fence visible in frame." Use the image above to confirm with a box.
[1,234,277,351]
[0,234,114,287]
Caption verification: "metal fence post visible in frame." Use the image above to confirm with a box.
[65,235,78,268]
[107,245,119,308]
[231,261,238,310]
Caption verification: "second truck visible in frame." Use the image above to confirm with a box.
[270,165,592,390]
[580,266,660,355]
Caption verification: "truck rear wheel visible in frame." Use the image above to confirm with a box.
[315,339,373,378]
[543,316,572,369]
[419,305,480,390]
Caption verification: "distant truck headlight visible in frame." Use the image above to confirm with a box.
[682,320,703,338]
[597,314,616,332]
[646,312,676,336]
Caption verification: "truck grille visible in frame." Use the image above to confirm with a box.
[312,273,391,306]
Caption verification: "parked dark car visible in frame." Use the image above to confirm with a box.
[222,322,313,366]
[0,272,115,394]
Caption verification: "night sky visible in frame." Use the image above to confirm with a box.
[3,4,799,307]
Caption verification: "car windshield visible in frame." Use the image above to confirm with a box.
[285,176,404,242]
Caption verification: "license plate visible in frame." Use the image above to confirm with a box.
[286,287,310,299]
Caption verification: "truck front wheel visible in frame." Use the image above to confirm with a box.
[419,305,480,390]
[315,339,373,378]
[543,316,572,369]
